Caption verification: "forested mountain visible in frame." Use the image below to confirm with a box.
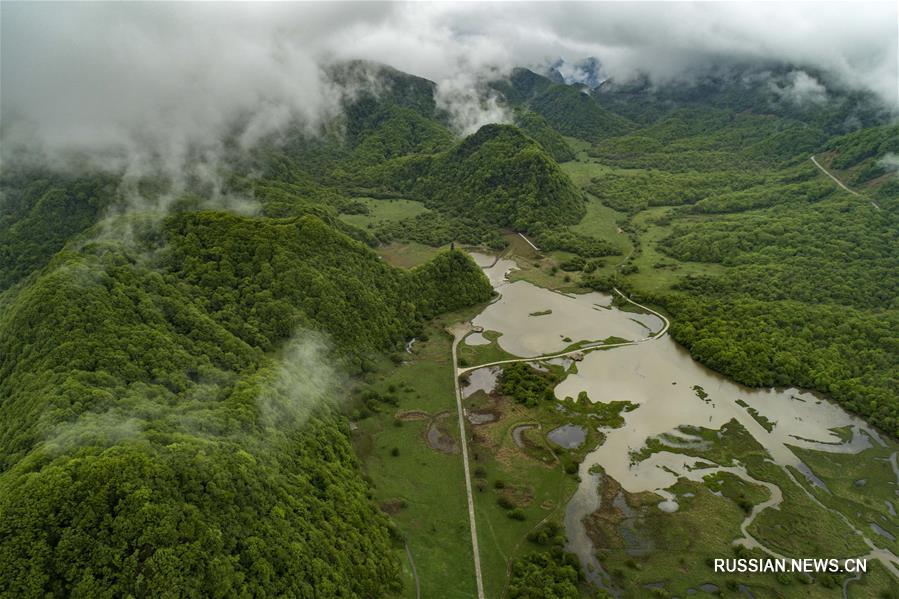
[0,200,491,595]
[491,68,634,141]
[0,172,118,289]
[593,64,892,132]
[513,109,576,162]
[354,123,584,231]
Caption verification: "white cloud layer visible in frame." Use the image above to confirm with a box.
[2,1,896,171]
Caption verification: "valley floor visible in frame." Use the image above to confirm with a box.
[350,146,898,598]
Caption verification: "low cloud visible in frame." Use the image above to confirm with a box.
[44,410,145,454]
[2,1,896,179]
[877,153,899,176]
[256,332,338,431]
[771,71,829,106]
[435,72,512,135]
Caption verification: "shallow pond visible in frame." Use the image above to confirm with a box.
[555,338,882,493]
[547,424,587,449]
[469,252,518,288]
[467,411,498,425]
[461,366,500,399]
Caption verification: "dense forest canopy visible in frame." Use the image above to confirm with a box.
[351,123,585,231]
[0,195,492,595]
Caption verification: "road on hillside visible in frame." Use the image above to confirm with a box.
[810,155,881,211]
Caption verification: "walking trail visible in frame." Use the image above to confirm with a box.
[810,155,881,211]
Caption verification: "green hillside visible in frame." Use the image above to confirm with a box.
[0,209,492,597]
[513,109,575,162]
[529,84,634,141]
[0,172,117,290]
[356,123,585,231]
[568,81,899,436]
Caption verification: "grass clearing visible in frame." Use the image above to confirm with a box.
[624,207,728,294]
[338,196,430,229]
[378,241,449,268]
[352,311,480,598]
[458,330,519,367]
[501,231,539,260]
[790,441,899,555]
[569,197,632,255]
[464,387,632,598]
[603,418,896,597]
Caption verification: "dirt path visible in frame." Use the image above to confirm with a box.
[517,232,540,251]
[449,322,486,599]
[457,289,670,375]
[404,541,421,599]
[810,155,881,211]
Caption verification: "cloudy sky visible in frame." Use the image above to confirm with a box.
[2,1,896,169]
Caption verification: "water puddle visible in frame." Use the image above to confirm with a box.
[547,424,587,449]
[467,411,498,425]
[870,522,896,542]
[655,489,679,513]
[426,414,457,454]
